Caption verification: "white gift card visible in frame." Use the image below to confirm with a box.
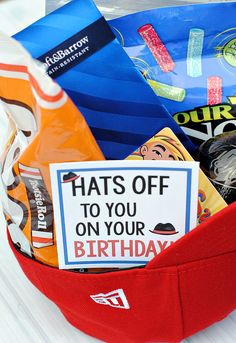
[50,160,199,269]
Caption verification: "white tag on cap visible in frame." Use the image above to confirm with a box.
[50,160,199,269]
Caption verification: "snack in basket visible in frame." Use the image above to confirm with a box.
[0,0,195,271]
[126,127,227,224]
[199,130,236,204]
[0,32,104,268]
[110,2,236,148]
[14,0,195,159]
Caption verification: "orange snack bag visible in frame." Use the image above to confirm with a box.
[0,33,105,267]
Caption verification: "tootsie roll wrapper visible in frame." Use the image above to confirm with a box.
[0,33,105,268]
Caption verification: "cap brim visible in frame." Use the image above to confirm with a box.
[63,175,80,183]
[149,229,179,235]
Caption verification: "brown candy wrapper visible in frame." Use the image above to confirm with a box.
[0,33,105,268]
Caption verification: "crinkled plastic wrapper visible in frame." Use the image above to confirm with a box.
[0,33,104,268]
[110,2,236,148]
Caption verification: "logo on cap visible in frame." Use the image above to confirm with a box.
[90,289,130,310]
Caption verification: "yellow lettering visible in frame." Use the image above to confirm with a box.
[173,112,190,125]
[228,96,236,105]
[212,105,234,120]
[189,107,212,123]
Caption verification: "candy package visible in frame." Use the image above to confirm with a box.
[199,130,236,204]
[14,0,195,160]
[126,127,227,224]
[110,2,236,148]
[0,32,104,267]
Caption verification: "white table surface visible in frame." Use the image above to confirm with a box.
[0,1,236,342]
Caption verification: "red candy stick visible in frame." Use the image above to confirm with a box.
[138,24,175,73]
[207,76,223,105]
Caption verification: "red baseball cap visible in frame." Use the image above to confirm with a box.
[9,202,236,343]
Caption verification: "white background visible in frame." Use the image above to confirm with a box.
[0,1,236,342]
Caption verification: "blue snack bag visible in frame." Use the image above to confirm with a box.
[110,2,236,148]
[14,0,195,160]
